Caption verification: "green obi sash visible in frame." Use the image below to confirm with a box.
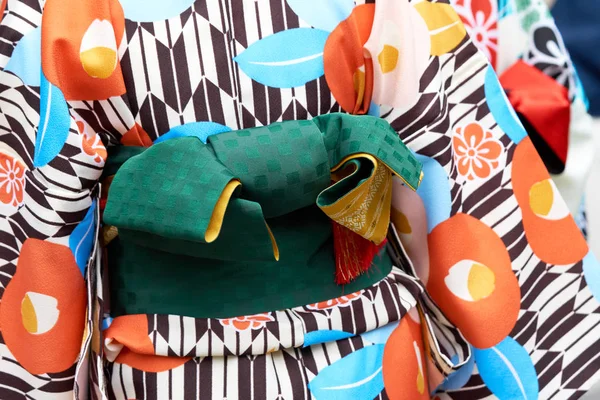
[104,113,422,318]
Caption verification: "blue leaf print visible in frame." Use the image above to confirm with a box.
[414,154,451,233]
[119,0,196,22]
[101,316,114,331]
[439,350,475,391]
[497,0,514,19]
[484,66,527,144]
[308,344,385,400]
[583,251,600,303]
[234,28,330,88]
[154,121,231,144]
[5,27,41,86]
[367,102,381,117]
[286,0,354,32]
[35,73,70,168]
[474,336,539,400]
[304,330,354,347]
[360,321,399,344]
[69,200,96,275]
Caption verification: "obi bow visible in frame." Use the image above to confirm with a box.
[103,113,423,282]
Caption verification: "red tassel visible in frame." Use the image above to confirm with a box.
[332,221,387,285]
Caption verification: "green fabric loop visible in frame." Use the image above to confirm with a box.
[104,137,241,244]
[313,113,422,189]
[316,158,372,208]
[103,113,422,261]
[208,119,331,218]
[118,198,276,261]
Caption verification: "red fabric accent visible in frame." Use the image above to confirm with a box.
[332,221,387,285]
[499,60,570,165]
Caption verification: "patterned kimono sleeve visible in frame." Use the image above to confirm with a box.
[367,0,600,398]
[453,0,595,227]
[0,0,118,398]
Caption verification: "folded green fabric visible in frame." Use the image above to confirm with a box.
[313,113,422,188]
[208,119,331,218]
[104,113,422,260]
[118,198,277,261]
[109,206,393,318]
[104,114,421,318]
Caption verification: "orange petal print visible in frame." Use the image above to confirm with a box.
[0,239,86,374]
[307,291,362,310]
[383,309,429,400]
[0,0,6,23]
[105,315,191,373]
[219,313,275,331]
[77,121,107,163]
[120,123,154,147]
[462,122,485,149]
[41,0,125,100]
[232,319,252,330]
[427,213,520,349]
[512,137,588,264]
[323,4,375,114]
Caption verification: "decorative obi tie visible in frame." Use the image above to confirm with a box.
[102,115,472,383]
[104,113,423,284]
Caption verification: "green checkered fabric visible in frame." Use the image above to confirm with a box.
[313,113,422,190]
[103,114,422,318]
[209,119,330,218]
[104,113,422,261]
[104,137,237,243]
[108,206,393,318]
[118,198,275,261]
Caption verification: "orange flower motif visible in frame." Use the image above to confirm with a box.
[307,291,362,310]
[0,152,26,207]
[77,121,107,163]
[220,313,274,331]
[452,122,503,180]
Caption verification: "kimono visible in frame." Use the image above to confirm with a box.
[453,0,595,234]
[0,0,598,399]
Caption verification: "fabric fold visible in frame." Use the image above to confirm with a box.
[318,155,393,245]
[500,60,571,174]
[103,114,423,263]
